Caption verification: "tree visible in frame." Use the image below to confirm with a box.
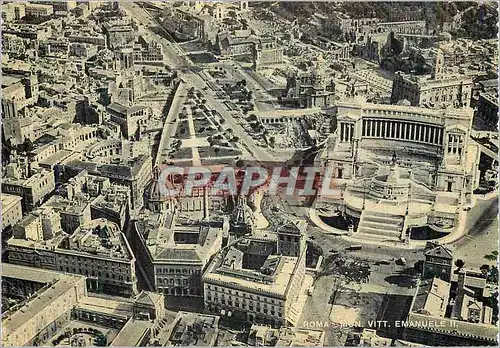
[487,267,498,284]
[480,264,491,276]
[247,114,258,122]
[413,260,424,274]
[455,259,465,269]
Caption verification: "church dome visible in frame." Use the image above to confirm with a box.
[146,167,176,203]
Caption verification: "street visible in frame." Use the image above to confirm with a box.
[122,1,274,163]
[453,196,499,269]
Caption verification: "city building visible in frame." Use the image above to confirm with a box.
[202,222,307,327]
[44,194,93,234]
[1,264,87,347]
[284,55,336,108]
[61,153,152,210]
[102,19,136,48]
[133,35,164,65]
[422,245,454,282]
[131,176,224,296]
[89,182,131,230]
[1,193,23,231]
[1,2,26,22]
[2,164,55,213]
[25,3,54,18]
[316,98,480,242]
[402,275,497,346]
[107,102,151,139]
[248,324,325,346]
[154,311,220,346]
[161,4,218,43]
[7,218,138,296]
[2,263,165,347]
[329,12,426,43]
[391,73,474,108]
[253,37,284,69]
[474,92,498,131]
[1,74,40,144]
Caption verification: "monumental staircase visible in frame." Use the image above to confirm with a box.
[355,209,405,242]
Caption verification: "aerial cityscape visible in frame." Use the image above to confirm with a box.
[0,1,498,347]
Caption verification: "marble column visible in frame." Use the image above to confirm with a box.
[423,125,428,143]
[403,123,407,140]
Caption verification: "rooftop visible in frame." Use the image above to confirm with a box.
[64,219,134,261]
[46,194,93,215]
[137,210,222,264]
[204,237,297,297]
[1,193,22,211]
[2,263,65,285]
[167,311,219,347]
[412,277,450,317]
[110,320,151,346]
[1,267,86,338]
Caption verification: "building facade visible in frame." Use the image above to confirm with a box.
[1,194,23,231]
[202,224,307,327]
[391,73,473,108]
[422,245,454,282]
[7,218,138,296]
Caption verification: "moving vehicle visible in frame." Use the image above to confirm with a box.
[346,244,362,251]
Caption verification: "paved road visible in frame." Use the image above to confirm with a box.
[453,196,498,269]
[278,192,498,271]
[123,2,273,163]
[156,83,188,165]
[297,276,340,340]
[218,62,277,112]
[273,196,424,265]
[121,2,185,68]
